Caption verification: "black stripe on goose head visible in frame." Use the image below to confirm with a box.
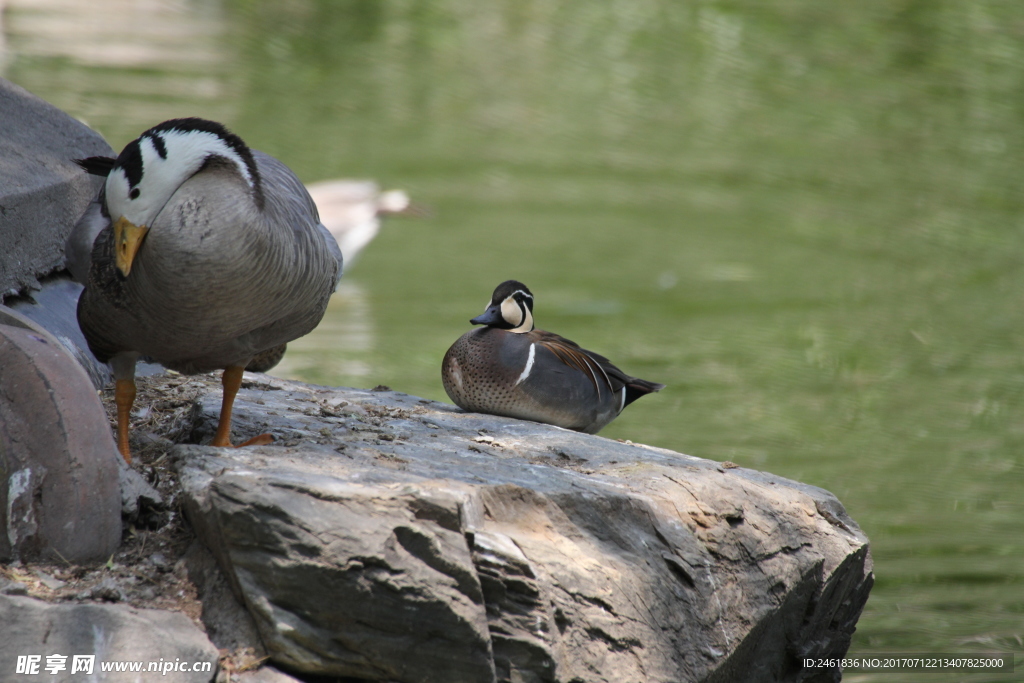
[112,138,145,191]
[74,156,117,177]
[142,118,264,206]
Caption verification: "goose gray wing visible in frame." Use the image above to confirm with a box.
[65,195,108,285]
[79,154,343,372]
[253,150,343,288]
[317,221,344,288]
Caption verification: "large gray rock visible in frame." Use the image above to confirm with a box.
[0,303,162,526]
[0,594,218,682]
[0,76,121,386]
[5,275,113,387]
[0,77,111,297]
[183,541,267,656]
[175,376,873,683]
[0,317,122,563]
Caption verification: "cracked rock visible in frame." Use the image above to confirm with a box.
[176,377,872,683]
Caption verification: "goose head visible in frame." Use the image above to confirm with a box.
[470,280,535,333]
[103,118,262,277]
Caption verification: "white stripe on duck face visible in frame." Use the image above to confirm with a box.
[514,343,537,386]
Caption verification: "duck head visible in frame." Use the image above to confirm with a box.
[471,280,535,333]
[99,118,263,277]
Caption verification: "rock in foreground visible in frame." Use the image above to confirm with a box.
[175,376,872,683]
[0,315,121,564]
[0,594,218,683]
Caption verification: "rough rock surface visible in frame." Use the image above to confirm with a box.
[0,77,111,297]
[232,668,304,683]
[0,301,161,523]
[183,541,267,657]
[176,375,873,683]
[0,594,218,682]
[4,275,116,388]
[0,319,122,563]
[0,78,159,387]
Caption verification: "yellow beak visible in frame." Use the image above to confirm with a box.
[113,216,149,277]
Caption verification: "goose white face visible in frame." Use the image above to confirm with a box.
[102,118,259,276]
[105,127,255,229]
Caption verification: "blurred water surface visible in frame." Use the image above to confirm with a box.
[5,0,1024,677]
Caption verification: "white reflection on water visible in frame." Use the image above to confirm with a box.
[0,0,236,137]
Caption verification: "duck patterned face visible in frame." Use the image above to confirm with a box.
[104,118,261,229]
[481,280,533,333]
[502,290,535,333]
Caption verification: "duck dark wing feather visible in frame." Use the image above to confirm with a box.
[533,329,665,406]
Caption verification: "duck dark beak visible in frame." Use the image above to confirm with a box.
[470,305,502,326]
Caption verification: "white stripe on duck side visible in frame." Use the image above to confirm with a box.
[514,343,537,386]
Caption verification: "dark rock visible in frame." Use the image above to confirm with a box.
[0,594,218,682]
[184,541,266,656]
[0,321,121,564]
[149,552,171,572]
[0,301,162,522]
[89,578,125,603]
[176,376,872,683]
[179,447,495,682]
[231,666,305,683]
[0,77,112,297]
[117,451,165,524]
[4,275,112,387]
[1,581,28,596]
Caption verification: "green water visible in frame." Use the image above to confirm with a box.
[5,0,1023,678]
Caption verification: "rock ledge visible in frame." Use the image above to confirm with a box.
[174,374,872,683]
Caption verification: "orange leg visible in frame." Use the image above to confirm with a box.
[114,378,136,463]
[211,365,274,448]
